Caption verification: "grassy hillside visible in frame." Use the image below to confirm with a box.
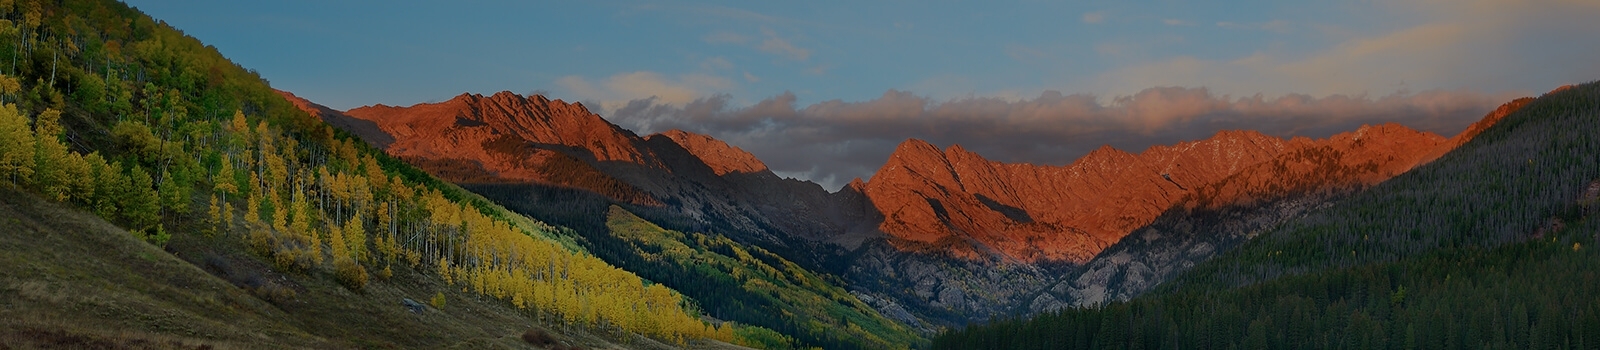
[0,185,737,349]
[0,0,776,347]
[933,82,1600,349]
[605,206,927,350]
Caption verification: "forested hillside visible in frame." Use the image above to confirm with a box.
[935,82,1600,349]
[0,0,778,347]
[605,206,925,350]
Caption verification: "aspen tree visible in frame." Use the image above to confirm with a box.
[0,103,29,184]
[31,109,69,200]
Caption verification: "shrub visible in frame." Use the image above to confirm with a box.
[334,258,368,291]
[430,291,446,309]
[521,328,554,346]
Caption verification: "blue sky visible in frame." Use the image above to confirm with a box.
[130,0,1600,190]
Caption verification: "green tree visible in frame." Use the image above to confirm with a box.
[84,153,121,218]
[158,167,191,214]
[32,109,72,200]
[121,165,160,231]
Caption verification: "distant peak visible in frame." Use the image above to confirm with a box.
[892,138,942,156]
[656,129,767,175]
[490,90,522,99]
[847,177,867,188]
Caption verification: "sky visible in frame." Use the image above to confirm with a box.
[131,0,1600,190]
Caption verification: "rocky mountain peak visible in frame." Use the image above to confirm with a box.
[652,130,769,175]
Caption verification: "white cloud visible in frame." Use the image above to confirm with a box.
[1162,19,1192,26]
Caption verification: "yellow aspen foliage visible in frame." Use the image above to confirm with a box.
[215,153,236,195]
[244,191,262,227]
[222,201,234,231]
[0,103,32,184]
[342,213,367,262]
[270,193,288,233]
[289,189,311,238]
[207,194,221,234]
[430,291,446,309]
[328,223,347,261]
[61,152,92,203]
[228,110,249,136]
[362,154,386,193]
[32,109,72,200]
[438,258,453,284]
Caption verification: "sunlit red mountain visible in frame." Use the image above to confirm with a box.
[278,90,1524,265]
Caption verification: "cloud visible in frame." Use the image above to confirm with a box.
[1216,20,1290,33]
[605,87,1510,191]
[757,27,810,61]
[701,32,749,44]
[555,71,733,113]
[1108,0,1600,98]
[1162,19,1192,26]
[700,56,734,71]
[1082,11,1107,24]
[705,27,812,61]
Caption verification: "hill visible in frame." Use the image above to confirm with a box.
[934,82,1600,349]
[0,0,768,348]
[0,185,733,349]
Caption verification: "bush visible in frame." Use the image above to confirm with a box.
[334,258,368,291]
[430,291,446,309]
[251,283,296,305]
[521,328,554,346]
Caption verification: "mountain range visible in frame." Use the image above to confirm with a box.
[277,87,1527,328]
[4,1,1592,348]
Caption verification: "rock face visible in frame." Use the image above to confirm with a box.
[862,130,1290,263]
[346,91,653,165]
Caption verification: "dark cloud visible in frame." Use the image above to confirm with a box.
[608,87,1512,191]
